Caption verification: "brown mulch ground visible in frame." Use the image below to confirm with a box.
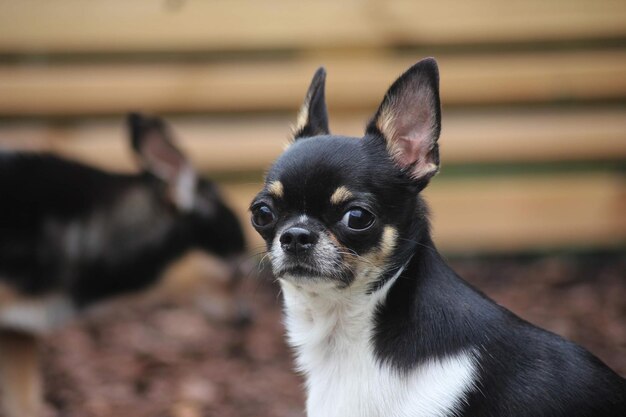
[39,253,625,417]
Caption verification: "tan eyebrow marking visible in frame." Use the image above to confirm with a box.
[267,180,284,199]
[330,186,353,205]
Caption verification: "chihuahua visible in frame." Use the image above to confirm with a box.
[250,59,626,417]
[0,113,245,417]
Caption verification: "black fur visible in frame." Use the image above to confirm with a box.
[251,59,626,415]
[0,115,244,308]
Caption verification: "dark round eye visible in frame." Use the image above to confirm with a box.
[341,208,375,230]
[251,204,276,228]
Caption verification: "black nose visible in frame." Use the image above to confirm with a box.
[280,227,318,255]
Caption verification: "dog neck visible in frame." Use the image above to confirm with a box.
[280,262,407,375]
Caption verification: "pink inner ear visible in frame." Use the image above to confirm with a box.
[142,131,185,180]
[390,103,436,173]
[395,134,430,167]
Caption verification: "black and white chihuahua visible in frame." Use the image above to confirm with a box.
[0,113,245,417]
[250,59,626,417]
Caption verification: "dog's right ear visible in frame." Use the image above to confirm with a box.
[291,67,330,141]
[366,58,441,185]
[128,113,197,211]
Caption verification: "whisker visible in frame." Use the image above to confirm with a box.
[396,237,436,253]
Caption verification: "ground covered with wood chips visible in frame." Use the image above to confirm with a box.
[36,253,626,417]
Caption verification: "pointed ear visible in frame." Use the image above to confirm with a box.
[366,58,441,183]
[128,113,197,211]
[291,67,330,141]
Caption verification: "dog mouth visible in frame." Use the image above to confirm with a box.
[274,261,325,278]
[272,258,354,287]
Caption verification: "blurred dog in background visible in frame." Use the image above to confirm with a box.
[0,113,246,417]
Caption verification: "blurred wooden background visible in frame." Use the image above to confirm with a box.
[0,0,624,253]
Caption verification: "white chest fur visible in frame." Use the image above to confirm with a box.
[280,274,478,417]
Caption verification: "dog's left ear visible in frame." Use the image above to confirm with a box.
[367,58,441,182]
[291,67,330,141]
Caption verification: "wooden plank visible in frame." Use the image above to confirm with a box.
[221,173,626,253]
[0,0,624,53]
[1,50,624,116]
[1,108,624,172]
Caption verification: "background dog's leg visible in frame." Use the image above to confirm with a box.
[0,330,41,417]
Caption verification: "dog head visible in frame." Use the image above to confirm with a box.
[129,113,245,257]
[250,58,441,290]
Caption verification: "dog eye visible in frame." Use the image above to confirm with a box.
[341,208,375,230]
[252,204,276,228]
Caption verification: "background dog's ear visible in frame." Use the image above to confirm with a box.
[291,67,330,141]
[366,58,441,183]
[128,113,197,211]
